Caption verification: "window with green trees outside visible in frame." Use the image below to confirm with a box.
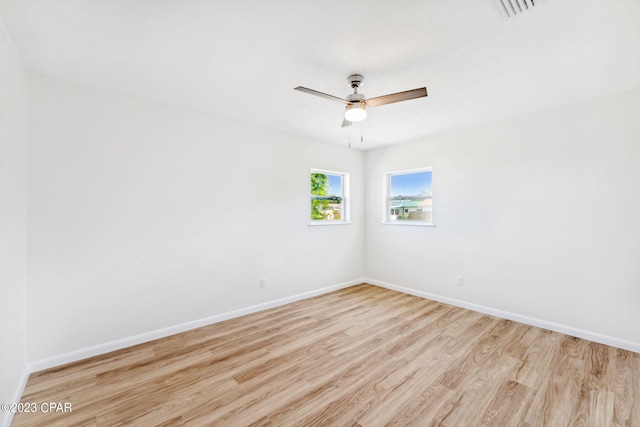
[310,169,349,223]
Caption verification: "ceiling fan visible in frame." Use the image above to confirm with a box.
[295,74,427,128]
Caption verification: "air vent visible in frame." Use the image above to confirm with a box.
[493,0,541,19]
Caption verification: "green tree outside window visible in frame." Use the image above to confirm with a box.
[310,172,343,221]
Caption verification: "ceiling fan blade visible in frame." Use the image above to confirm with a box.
[294,87,350,105]
[341,118,352,128]
[365,87,428,107]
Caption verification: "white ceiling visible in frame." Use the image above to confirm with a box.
[1,0,639,149]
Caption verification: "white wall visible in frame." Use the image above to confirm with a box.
[0,13,29,427]
[27,75,365,362]
[365,88,640,348]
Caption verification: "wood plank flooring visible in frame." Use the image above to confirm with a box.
[12,284,640,426]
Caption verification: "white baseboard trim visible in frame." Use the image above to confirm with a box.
[365,278,640,354]
[0,365,31,427]
[30,278,365,373]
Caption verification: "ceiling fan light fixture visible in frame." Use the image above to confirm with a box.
[345,102,367,122]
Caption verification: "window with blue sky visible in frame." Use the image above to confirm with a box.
[386,168,433,224]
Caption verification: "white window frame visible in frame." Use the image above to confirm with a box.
[310,169,350,226]
[383,167,434,226]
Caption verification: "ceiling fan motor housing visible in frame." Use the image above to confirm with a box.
[346,93,365,103]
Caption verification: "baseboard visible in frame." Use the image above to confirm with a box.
[0,364,31,427]
[30,278,365,373]
[365,278,640,354]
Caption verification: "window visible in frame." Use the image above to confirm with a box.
[384,168,433,225]
[310,169,349,224]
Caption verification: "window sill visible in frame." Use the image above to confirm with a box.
[309,221,352,226]
[382,221,436,227]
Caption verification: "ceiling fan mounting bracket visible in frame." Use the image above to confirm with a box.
[348,74,364,89]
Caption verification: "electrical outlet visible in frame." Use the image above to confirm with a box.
[260,279,266,288]
[457,276,464,287]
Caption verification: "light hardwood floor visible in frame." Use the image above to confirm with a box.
[12,284,640,426]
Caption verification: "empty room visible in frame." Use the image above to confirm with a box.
[1,0,639,426]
